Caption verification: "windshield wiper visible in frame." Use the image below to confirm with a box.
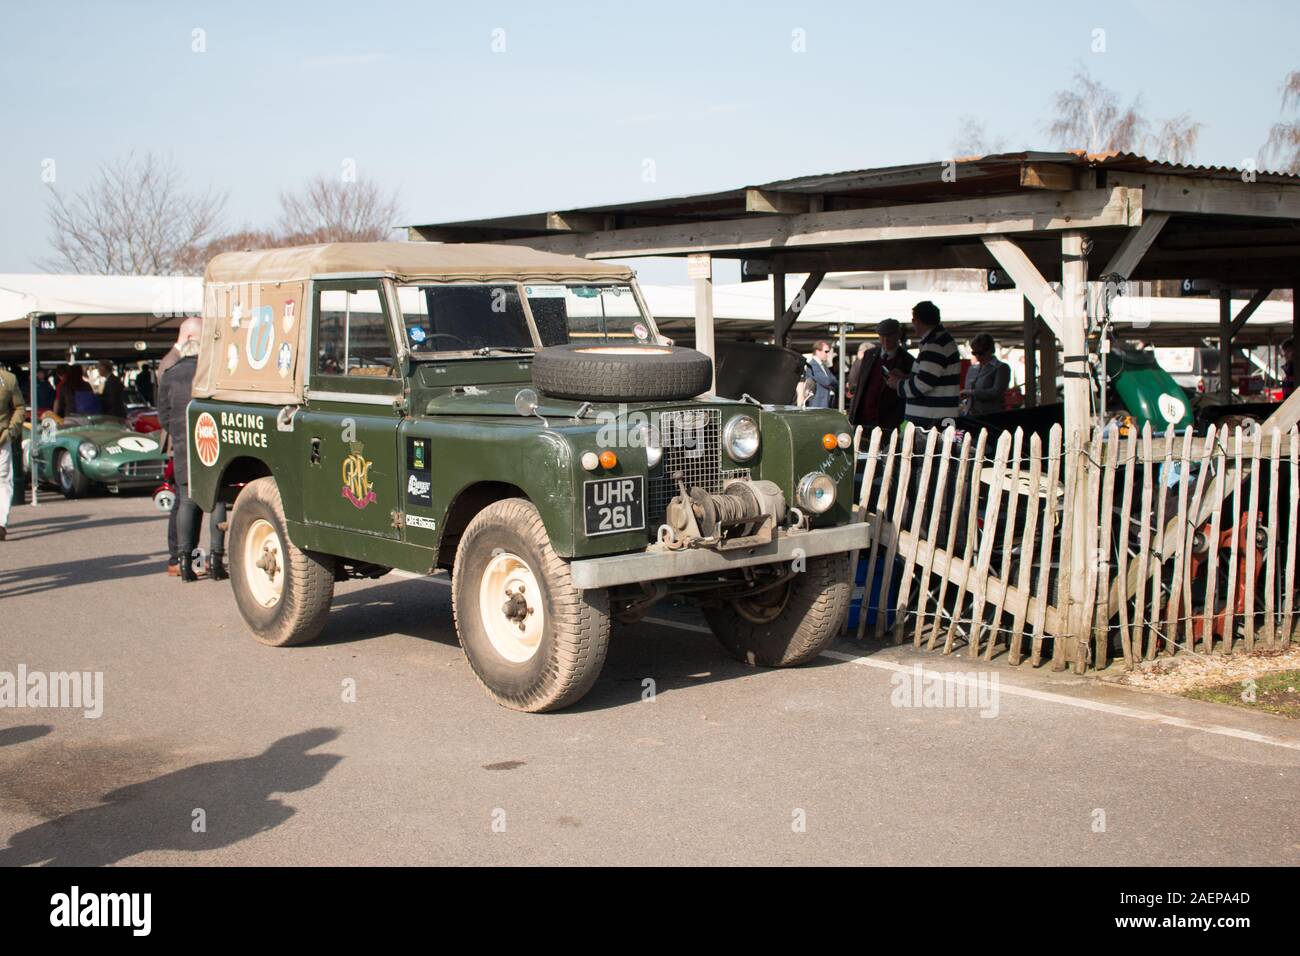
[473,346,535,356]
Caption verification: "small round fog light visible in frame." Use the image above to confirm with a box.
[796,472,836,514]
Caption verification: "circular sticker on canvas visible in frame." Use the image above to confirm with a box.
[282,299,296,332]
[226,344,239,374]
[194,412,220,467]
[633,322,649,341]
[277,341,293,378]
[1158,393,1186,424]
[245,306,275,370]
[118,435,158,453]
[408,326,427,345]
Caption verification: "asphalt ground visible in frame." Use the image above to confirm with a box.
[2,491,1299,866]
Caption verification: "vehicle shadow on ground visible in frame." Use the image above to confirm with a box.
[0,725,53,748]
[0,552,166,599]
[315,577,459,649]
[0,728,342,867]
[572,613,843,713]
[7,513,163,542]
[312,577,845,710]
[5,511,89,528]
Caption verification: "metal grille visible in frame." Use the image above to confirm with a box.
[647,408,749,528]
[119,461,165,480]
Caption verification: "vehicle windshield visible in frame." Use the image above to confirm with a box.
[522,283,652,347]
[396,281,654,356]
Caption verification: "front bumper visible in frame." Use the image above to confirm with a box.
[568,522,870,590]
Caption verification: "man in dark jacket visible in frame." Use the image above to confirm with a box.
[158,317,227,582]
[97,360,127,419]
[848,319,913,432]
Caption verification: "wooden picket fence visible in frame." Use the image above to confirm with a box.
[849,421,1300,671]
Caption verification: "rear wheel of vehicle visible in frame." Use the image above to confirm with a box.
[56,449,91,498]
[452,498,610,712]
[228,477,334,647]
[703,553,852,667]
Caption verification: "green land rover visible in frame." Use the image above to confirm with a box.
[187,242,866,711]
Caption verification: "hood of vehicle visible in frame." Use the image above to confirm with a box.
[49,425,165,456]
[420,384,742,418]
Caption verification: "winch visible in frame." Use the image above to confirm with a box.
[660,474,786,549]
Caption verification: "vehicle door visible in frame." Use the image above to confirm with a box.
[301,278,403,539]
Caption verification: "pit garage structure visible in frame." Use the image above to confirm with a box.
[409,151,1300,667]
[0,273,203,506]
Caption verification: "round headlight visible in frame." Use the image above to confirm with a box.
[796,472,836,514]
[723,415,760,462]
[78,441,98,462]
[633,423,662,468]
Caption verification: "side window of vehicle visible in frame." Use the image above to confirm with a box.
[314,282,396,378]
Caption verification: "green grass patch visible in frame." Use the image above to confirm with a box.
[1184,669,1300,719]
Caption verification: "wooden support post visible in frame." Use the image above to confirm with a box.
[774,271,824,347]
[1219,289,1233,404]
[772,269,788,346]
[1060,231,1091,671]
[1022,297,1037,406]
[836,323,848,413]
[689,253,716,395]
[1038,317,1059,404]
[1294,288,1299,376]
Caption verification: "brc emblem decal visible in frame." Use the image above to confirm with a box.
[194,412,220,467]
[341,450,376,509]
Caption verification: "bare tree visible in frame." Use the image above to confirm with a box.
[1046,68,1146,154]
[276,174,401,243]
[950,115,1008,158]
[1263,70,1300,174]
[43,152,226,274]
[1149,113,1203,165]
[172,227,283,275]
[1046,68,1202,164]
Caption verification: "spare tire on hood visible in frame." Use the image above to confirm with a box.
[531,343,713,402]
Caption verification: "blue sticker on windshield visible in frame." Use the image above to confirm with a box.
[408,326,428,345]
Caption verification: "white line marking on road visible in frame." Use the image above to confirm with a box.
[390,570,1300,752]
[822,649,1300,753]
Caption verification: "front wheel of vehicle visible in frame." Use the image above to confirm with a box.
[56,449,91,498]
[452,498,610,712]
[703,552,852,667]
[228,477,335,647]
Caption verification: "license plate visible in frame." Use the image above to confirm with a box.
[583,476,646,537]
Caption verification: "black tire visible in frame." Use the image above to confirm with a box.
[452,498,610,712]
[532,343,712,402]
[703,553,852,667]
[56,449,91,499]
[228,477,335,647]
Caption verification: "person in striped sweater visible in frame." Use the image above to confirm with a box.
[886,300,961,428]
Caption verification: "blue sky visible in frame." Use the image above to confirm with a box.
[2,0,1297,282]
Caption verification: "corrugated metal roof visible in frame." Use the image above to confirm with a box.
[408,150,1300,236]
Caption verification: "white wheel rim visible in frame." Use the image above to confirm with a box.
[244,518,285,608]
[478,551,545,663]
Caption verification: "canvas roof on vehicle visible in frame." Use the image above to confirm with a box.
[203,242,634,285]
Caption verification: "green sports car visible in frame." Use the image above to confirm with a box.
[25,415,168,498]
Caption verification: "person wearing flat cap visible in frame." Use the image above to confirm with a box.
[848,318,913,432]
